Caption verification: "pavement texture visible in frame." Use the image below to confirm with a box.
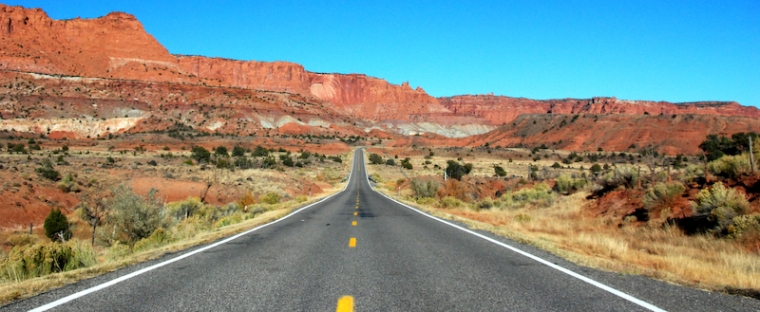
[3,149,760,311]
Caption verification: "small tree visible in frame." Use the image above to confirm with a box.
[369,153,384,165]
[252,145,269,157]
[191,146,211,163]
[494,165,507,177]
[107,184,163,244]
[214,146,229,157]
[44,208,71,242]
[446,160,472,181]
[231,146,246,157]
[385,159,396,166]
[36,158,60,181]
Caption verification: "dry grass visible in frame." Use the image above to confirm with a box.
[0,189,343,305]
[371,166,760,296]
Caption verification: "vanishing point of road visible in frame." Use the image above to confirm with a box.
[4,149,759,311]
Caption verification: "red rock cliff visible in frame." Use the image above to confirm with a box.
[0,4,446,122]
[439,95,760,125]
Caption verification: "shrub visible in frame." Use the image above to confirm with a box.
[190,146,211,163]
[439,196,463,208]
[214,213,243,228]
[385,159,396,166]
[599,166,640,190]
[445,160,472,180]
[106,184,164,244]
[502,183,555,209]
[692,182,750,232]
[369,153,383,165]
[238,191,257,209]
[707,154,751,178]
[416,197,436,205]
[477,197,494,209]
[44,208,71,242]
[36,159,60,181]
[410,178,439,198]
[295,195,308,203]
[260,192,281,205]
[731,214,760,238]
[164,197,205,221]
[6,234,39,247]
[589,164,603,175]
[555,174,587,195]
[282,156,295,167]
[232,146,246,157]
[401,159,413,170]
[57,172,79,193]
[214,146,229,157]
[252,145,269,157]
[106,241,132,261]
[133,228,172,252]
[643,182,686,212]
[514,213,532,223]
[494,165,507,177]
[0,240,96,281]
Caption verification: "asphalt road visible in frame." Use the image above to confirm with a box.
[4,149,760,311]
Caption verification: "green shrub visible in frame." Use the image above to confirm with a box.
[555,174,587,195]
[494,165,507,177]
[133,227,172,252]
[477,197,494,209]
[410,178,439,198]
[36,159,60,181]
[369,153,384,165]
[44,208,71,242]
[106,241,132,261]
[190,146,211,163]
[260,192,281,205]
[0,240,95,282]
[57,172,79,193]
[439,196,464,208]
[730,214,760,238]
[6,234,39,247]
[643,182,686,212]
[416,197,436,205]
[232,146,246,157]
[106,184,164,244]
[707,154,751,178]
[214,213,243,228]
[502,183,555,209]
[600,166,640,189]
[692,182,750,232]
[514,213,532,223]
[295,195,308,203]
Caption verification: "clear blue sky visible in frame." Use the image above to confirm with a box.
[7,0,760,107]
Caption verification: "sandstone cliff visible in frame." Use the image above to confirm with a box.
[439,95,760,125]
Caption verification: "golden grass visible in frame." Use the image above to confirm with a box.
[375,184,760,295]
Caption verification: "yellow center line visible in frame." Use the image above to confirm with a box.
[352,221,357,226]
[336,296,354,312]
[354,212,358,216]
[349,237,356,248]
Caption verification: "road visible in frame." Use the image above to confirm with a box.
[4,149,759,311]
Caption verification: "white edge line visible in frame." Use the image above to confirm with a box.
[29,150,359,312]
[359,149,666,312]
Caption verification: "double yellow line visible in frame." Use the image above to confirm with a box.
[338,192,361,311]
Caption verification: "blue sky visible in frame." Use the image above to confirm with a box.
[6,1,760,107]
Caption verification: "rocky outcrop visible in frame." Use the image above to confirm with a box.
[465,114,760,155]
[0,4,448,124]
[439,95,760,125]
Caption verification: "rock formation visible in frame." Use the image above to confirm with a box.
[1,4,759,154]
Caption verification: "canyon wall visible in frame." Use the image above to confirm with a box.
[439,95,760,125]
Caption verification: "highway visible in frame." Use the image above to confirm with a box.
[4,149,759,311]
